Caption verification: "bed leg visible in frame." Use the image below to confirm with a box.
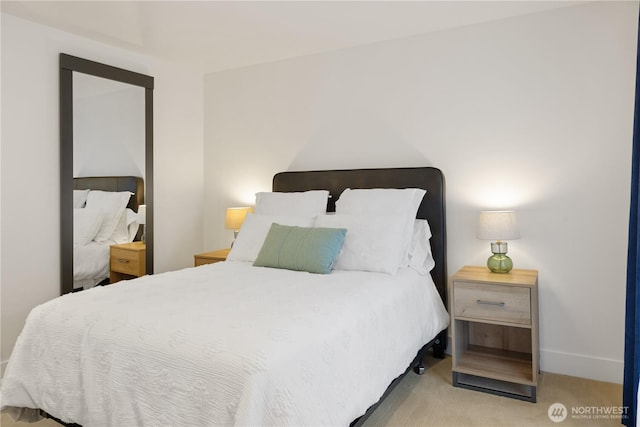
[413,360,426,375]
[432,331,446,359]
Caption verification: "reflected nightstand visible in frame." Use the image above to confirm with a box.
[110,241,146,283]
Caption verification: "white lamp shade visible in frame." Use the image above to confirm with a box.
[137,205,146,225]
[477,210,520,241]
[225,207,253,231]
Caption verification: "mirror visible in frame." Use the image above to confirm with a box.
[73,73,145,177]
[60,53,154,295]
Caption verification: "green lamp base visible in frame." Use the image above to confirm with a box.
[487,253,513,274]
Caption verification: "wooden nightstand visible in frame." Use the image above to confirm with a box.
[451,266,539,402]
[194,248,231,266]
[110,241,146,283]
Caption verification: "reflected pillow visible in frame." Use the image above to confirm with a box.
[73,208,103,245]
[109,208,139,244]
[85,190,133,243]
[255,190,329,216]
[253,224,346,274]
[73,189,90,208]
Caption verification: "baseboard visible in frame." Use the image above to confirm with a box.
[540,349,623,384]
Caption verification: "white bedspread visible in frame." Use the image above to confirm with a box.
[73,241,110,289]
[2,261,449,426]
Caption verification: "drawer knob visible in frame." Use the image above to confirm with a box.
[117,259,130,264]
[476,299,505,307]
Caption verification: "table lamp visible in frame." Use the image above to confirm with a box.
[225,207,253,242]
[477,210,520,273]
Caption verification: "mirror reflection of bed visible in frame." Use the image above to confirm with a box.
[72,176,144,290]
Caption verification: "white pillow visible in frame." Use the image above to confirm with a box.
[85,190,133,243]
[314,214,407,274]
[109,208,139,244]
[227,213,315,262]
[408,219,435,275]
[73,208,103,245]
[255,190,329,216]
[73,189,90,208]
[127,209,140,242]
[335,188,426,266]
[335,188,426,214]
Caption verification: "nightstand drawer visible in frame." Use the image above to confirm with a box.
[110,242,146,283]
[454,282,531,325]
[111,248,142,275]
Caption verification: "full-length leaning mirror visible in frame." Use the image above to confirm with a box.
[60,53,154,295]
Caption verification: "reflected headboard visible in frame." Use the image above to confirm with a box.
[73,176,144,212]
[272,167,447,307]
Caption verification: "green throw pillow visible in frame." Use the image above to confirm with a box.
[253,223,347,274]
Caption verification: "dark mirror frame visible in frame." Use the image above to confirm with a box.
[60,53,154,295]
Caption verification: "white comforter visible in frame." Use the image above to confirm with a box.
[74,241,110,289]
[2,261,449,426]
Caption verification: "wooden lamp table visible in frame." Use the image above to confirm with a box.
[194,248,231,266]
[451,266,539,402]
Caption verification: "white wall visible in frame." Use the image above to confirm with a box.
[204,1,639,383]
[1,13,205,365]
[74,82,145,177]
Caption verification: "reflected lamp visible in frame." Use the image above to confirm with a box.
[477,210,520,273]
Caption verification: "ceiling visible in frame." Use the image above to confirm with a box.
[2,1,583,74]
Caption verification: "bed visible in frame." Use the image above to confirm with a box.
[72,176,144,289]
[2,167,449,426]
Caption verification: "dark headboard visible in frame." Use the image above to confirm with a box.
[272,167,447,308]
[73,176,144,212]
